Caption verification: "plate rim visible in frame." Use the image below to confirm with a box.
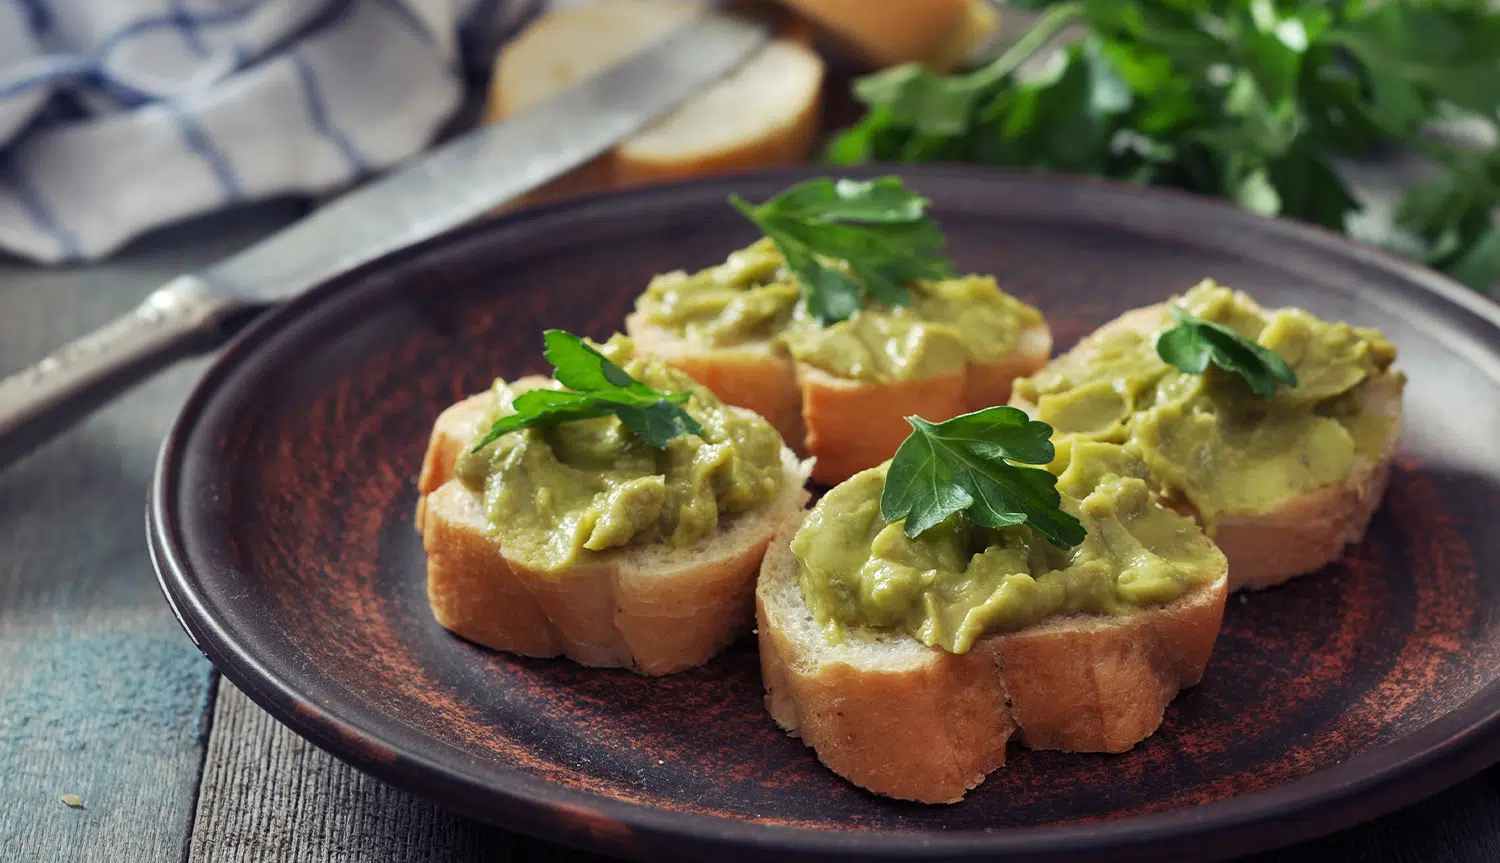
[150,164,1500,862]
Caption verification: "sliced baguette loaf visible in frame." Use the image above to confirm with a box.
[757,512,1228,803]
[773,0,999,70]
[626,314,1052,485]
[418,379,812,675]
[486,0,824,207]
[1010,304,1404,592]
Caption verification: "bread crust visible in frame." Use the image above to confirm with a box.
[799,324,1051,484]
[625,314,1051,485]
[423,482,567,660]
[415,392,495,531]
[1009,303,1403,591]
[417,384,811,675]
[756,513,1228,803]
[773,0,978,68]
[612,39,824,187]
[626,314,807,451]
[1213,377,1399,590]
[485,3,823,208]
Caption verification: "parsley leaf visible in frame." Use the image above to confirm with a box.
[469,330,702,452]
[1154,306,1298,397]
[730,177,954,325]
[829,0,1500,293]
[1394,147,1500,291]
[879,407,1086,549]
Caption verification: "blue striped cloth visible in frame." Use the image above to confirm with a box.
[0,0,539,264]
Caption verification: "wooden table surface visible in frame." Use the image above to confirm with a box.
[4,160,1500,863]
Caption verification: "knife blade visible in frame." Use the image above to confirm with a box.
[0,9,770,471]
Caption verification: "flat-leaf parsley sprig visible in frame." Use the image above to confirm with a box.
[730,176,954,325]
[470,330,702,452]
[1154,306,1299,397]
[829,0,1500,292]
[879,406,1086,549]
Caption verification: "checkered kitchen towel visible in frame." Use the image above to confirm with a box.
[0,0,541,264]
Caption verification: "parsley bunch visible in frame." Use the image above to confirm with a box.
[830,0,1500,292]
[731,177,954,324]
[470,330,701,452]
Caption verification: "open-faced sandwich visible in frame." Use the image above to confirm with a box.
[625,176,1051,485]
[407,166,1412,806]
[416,330,809,675]
[1010,279,1405,590]
[756,407,1229,803]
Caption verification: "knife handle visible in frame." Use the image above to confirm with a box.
[0,275,246,471]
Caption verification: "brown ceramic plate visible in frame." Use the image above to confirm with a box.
[150,166,1500,862]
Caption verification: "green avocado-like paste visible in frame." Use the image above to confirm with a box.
[1010,280,1403,530]
[791,440,1225,653]
[633,237,1045,382]
[453,335,785,573]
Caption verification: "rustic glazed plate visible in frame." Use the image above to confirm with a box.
[150,166,1500,862]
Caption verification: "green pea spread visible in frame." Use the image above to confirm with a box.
[453,336,785,573]
[634,238,1044,382]
[792,440,1225,653]
[1011,280,1403,531]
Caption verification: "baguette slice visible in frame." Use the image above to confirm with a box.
[757,513,1228,804]
[774,0,999,70]
[417,380,812,675]
[1010,304,1404,591]
[486,0,824,206]
[626,312,1052,484]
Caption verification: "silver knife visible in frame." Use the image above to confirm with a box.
[0,10,769,471]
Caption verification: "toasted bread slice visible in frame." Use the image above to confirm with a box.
[417,380,812,675]
[797,324,1052,484]
[414,391,493,532]
[1209,371,1401,590]
[612,38,824,186]
[773,0,998,70]
[486,0,824,207]
[757,513,1228,803]
[1010,304,1404,591]
[626,312,1051,484]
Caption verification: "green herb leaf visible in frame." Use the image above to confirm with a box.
[853,64,987,138]
[879,407,1085,549]
[731,177,954,325]
[543,329,637,391]
[470,330,701,452]
[1232,166,1282,216]
[1393,147,1500,290]
[848,2,1085,140]
[829,0,1500,294]
[1155,306,1298,397]
[1444,223,1500,291]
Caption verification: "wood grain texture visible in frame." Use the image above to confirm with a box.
[190,683,609,863]
[0,202,305,863]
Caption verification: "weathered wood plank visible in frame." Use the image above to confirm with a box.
[189,683,608,863]
[0,203,304,863]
